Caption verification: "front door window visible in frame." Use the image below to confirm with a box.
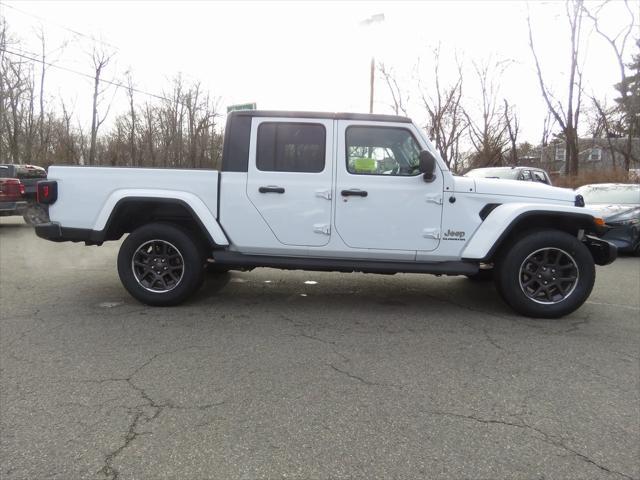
[346,126,421,176]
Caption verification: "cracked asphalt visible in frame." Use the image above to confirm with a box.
[1,217,639,480]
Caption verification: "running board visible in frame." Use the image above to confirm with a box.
[212,251,479,276]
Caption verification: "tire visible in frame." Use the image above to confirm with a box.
[465,268,493,282]
[494,229,595,318]
[22,204,49,226]
[117,222,206,306]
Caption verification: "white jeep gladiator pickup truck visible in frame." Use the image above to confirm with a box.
[35,110,616,318]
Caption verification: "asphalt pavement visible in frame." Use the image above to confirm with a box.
[1,217,639,480]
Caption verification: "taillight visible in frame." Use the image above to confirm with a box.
[0,179,21,196]
[37,180,58,204]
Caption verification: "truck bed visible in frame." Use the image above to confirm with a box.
[47,166,220,232]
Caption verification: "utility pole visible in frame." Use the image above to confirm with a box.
[369,57,375,114]
[360,13,384,114]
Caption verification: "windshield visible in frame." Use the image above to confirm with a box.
[576,184,640,204]
[465,168,518,180]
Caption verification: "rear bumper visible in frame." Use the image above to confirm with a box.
[35,222,102,244]
[0,201,27,214]
[583,234,617,265]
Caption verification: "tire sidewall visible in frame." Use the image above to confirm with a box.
[117,223,205,306]
[495,230,595,318]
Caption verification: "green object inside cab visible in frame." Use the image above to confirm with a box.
[352,157,377,174]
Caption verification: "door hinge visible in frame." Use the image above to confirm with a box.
[425,193,443,205]
[422,228,440,239]
[313,224,331,235]
[315,189,332,200]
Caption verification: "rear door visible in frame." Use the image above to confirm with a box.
[246,117,334,247]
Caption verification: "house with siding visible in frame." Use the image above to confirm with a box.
[520,137,640,175]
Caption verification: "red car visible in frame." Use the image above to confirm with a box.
[0,178,27,218]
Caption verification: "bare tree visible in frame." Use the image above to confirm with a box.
[417,46,466,172]
[588,97,627,169]
[1,20,224,170]
[0,24,33,164]
[142,102,157,167]
[541,110,555,148]
[378,62,409,116]
[23,64,36,164]
[88,46,116,165]
[503,99,520,165]
[583,0,637,170]
[77,120,88,165]
[58,98,78,165]
[464,59,510,168]
[528,0,585,175]
[125,70,137,166]
[36,28,46,163]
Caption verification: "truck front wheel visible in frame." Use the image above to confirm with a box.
[494,230,595,318]
[117,223,206,306]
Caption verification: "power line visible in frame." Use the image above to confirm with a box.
[0,1,119,51]
[1,1,206,100]
[1,47,181,105]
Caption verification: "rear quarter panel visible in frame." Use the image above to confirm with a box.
[47,166,222,240]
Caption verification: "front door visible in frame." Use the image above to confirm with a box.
[334,121,443,252]
[247,118,334,247]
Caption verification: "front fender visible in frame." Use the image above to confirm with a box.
[461,203,600,260]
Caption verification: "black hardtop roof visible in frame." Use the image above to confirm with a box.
[227,110,412,123]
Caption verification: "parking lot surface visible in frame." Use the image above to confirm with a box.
[1,218,639,480]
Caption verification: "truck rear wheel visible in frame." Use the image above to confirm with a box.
[117,223,206,306]
[494,229,595,318]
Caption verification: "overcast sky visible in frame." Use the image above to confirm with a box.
[1,0,637,144]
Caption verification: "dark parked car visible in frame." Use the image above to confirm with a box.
[576,183,640,255]
[0,164,49,225]
[465,166,552,185]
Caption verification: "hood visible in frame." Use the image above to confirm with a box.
[470,178,575,203]
[586,203,640,221]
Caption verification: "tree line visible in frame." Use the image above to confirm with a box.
[379,0,638,174]
[0,19,223,170]
[1,0,638,175]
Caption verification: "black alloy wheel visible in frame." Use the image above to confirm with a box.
[118,223,206,306]
[494,229,595,318]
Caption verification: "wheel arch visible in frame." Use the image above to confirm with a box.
[98,196,228,248]
[462,207,601,263]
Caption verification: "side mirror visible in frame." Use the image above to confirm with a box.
[419,150,436,182]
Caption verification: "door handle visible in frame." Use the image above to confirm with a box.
[259,186,285,194]
[341,189,368,197]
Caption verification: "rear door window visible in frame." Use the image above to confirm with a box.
[257,123,326,173]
